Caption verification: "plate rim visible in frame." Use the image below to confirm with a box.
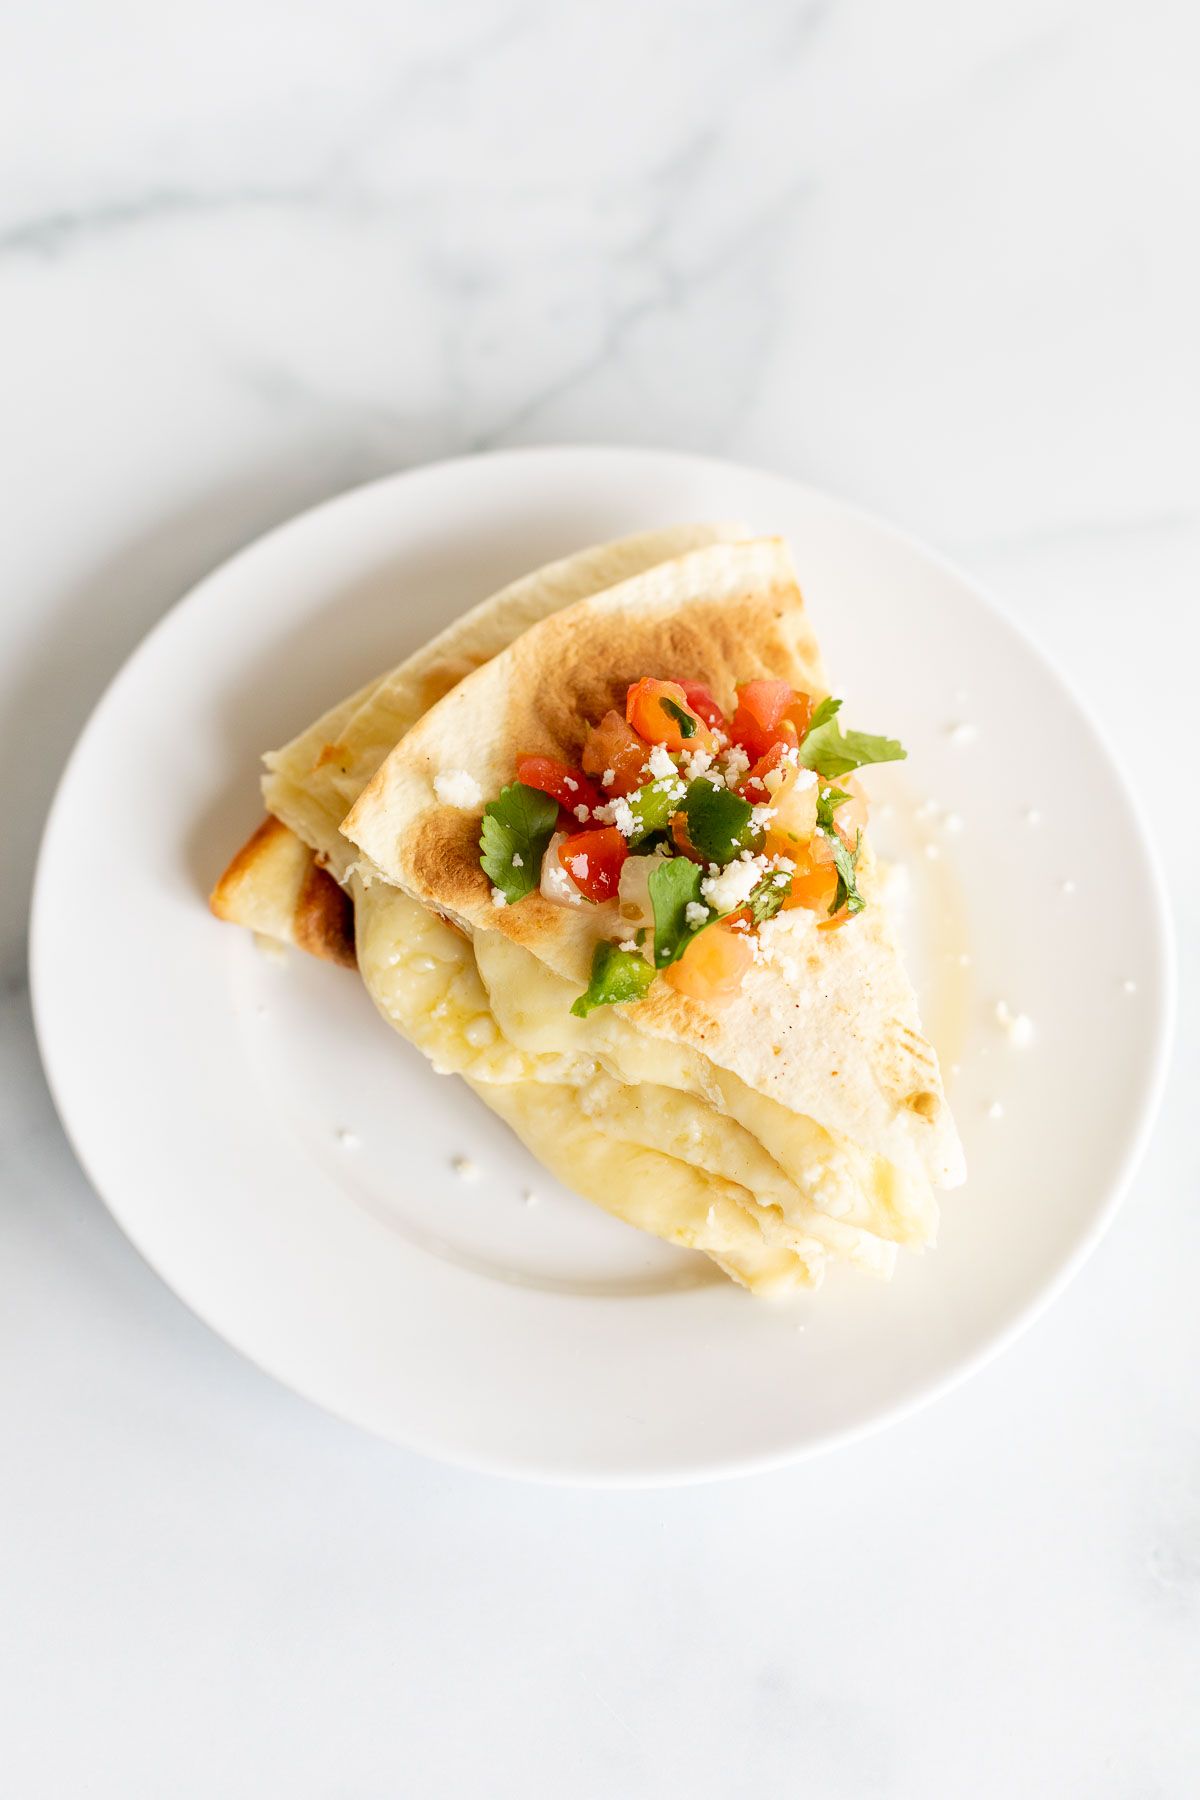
[28,444,1177,1487]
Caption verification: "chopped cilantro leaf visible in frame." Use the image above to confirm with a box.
[799,700,906,779]
[660,697,697,739]
[648,856,708,967]
[814,785,851,832]
[746,869,792,924]
[570,942,657,1017]
[681,781,758,864]
[826,828,865,917]
[626,776,684,846]
[806,695,842,734]
[479,781,559,904]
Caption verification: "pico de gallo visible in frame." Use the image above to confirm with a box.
[477,676,905,1013]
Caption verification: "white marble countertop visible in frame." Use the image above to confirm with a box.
[3,4,1197,1794]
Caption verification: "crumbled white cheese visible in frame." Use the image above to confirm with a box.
[760,909,813,955]
[606,794,637,838]
[750,804,775,830]
[511,853,523,868]
[433,767,483,809]
[701,858,763,914]
[681,746,714,781]
[562,775,578,793]
[565,851,590,880]
[645,744,677,781]
[490,887,508,908]
[721,745,750,783]
[523,1189,539,1208]
[684,901,710,927]
[601,768,615,788]
[573,804,591,823]
[995,1000,1035,1048]
[452,1155,481,1182]
[541,835,584,906]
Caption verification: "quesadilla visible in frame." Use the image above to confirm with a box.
[212,528,963,1294]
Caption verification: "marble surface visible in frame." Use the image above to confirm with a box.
[3,3,1198,1794]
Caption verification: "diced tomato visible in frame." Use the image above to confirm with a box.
[516,755,603,820]
[779,844,838,915]
[736,679,793,731]
[677,681,727,731]
[783,690,814,743]
[557,826,628,903]
[664,921,755,1002]
[728,679,793,760]
[728,682,816,762]
[738,741,788,803]
[581,710,649,797]
[625,678,714,753]
[817,905,854,933]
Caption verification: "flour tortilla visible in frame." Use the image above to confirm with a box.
[209,814,355,966]
[210,527,950,1292]
[262,523,748,884]
[217,526,745,955]
[343,538,964,1189]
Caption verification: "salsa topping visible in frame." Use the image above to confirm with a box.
[480,781,558,905]
[477,676,906,1008]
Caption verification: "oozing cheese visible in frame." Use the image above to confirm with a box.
[354,880,935,1290]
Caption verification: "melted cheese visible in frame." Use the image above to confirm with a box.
[473,1079,821,1295]
[472,930,936,1250]
[354,880,930,1289]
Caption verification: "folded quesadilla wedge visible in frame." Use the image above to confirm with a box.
[212,530,958,1293]
[343,537,965,1196]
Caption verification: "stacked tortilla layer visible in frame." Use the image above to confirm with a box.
[213,527,963,1294]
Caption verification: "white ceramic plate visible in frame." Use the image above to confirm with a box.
[31,448,1173,1485]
